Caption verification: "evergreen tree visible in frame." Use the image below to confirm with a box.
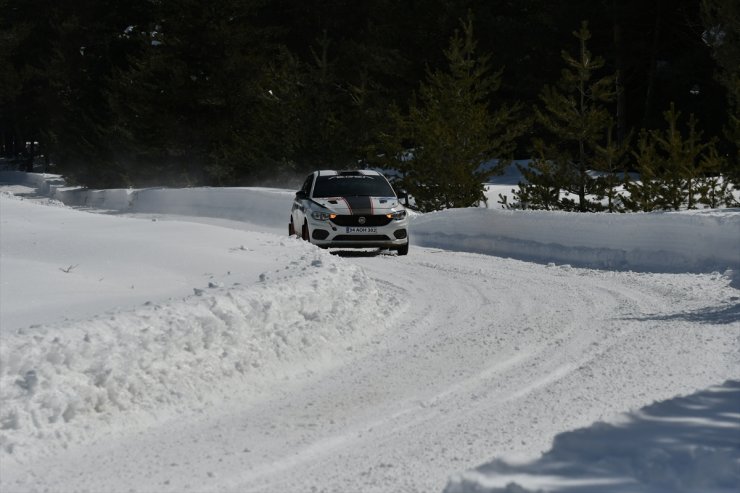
[702,0,740,188]
[382,15,522,212]
[290,31,355,172]
[696,144,735,208]
[593,124,631,212]
[110,0,274,186]
[531,21,616,212]
[651,103,709,210]
[513,140,567,210]
[622,130,663,212]
[0,11,25,159]
[240,47,307,182]
[1,0,154,185]
[249,32,387,183]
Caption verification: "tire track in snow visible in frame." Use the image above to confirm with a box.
[4,246,738,493]
[221,252,650,493]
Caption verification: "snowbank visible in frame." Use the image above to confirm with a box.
[61,186,294,229]
[0,171,293,229]
[444,381,740,493]
[411,207,740,273]
[0,192,301,331]
[3,171,737,274]
[0,238,402,462]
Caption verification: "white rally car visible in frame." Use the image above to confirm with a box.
[289,170,409,255]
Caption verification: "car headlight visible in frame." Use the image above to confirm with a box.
[386,210,406,221]
[311,211,337,221]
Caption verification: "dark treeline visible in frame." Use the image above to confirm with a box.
[0,0,738,206]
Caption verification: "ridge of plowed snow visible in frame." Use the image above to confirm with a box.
[0,246,404,463]
[3,171,737,273]
[411,207,740,273]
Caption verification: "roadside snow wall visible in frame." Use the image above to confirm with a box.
[411,208,740,273]
[0,247,401,461]
[2,171,739,274]
[0,171,293,229]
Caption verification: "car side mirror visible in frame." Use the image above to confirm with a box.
[295,190,307,200]
[396,190,408,200]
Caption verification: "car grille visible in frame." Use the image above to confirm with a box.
[331,215,392,227]
[333,235,391,241]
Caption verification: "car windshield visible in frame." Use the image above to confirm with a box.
[312,175,396,198]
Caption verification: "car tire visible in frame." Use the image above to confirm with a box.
[397,242,409,256]
[289,218,295,236]
[302,220,310,241]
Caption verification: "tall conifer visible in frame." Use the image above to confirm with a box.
[622,130,663,212]
[386,15,522,212]
[702,0,740,189]
[651,104,709,210]
[593,124,631,212]
[530,21,616,212]
[514,140,568,210]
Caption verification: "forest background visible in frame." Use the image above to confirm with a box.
[1,0,738,212]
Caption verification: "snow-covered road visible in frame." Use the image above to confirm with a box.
[1,176,739,492]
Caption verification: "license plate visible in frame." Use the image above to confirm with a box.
[346,227,377,233]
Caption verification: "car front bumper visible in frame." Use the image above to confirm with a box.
[307,217,409,249]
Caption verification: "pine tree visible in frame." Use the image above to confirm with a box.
[383,15,522,212]
[531,21,616,212]
[702,0,740,167]
[651,104,709,210]
[622,130,663,212]
[0,0,168,185]
[0,13,25,159]
[293,31,356,172]
[110,0,274,186]
[513,138,567,210]
[593,124,631,212]
[696,144,734,208]
[702,0,740,204]
[240,47,307,182]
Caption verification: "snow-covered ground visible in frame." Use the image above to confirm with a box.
[1,172,739,492]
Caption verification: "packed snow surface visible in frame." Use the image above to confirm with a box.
[1,172,739,492]
[445,382,740,493]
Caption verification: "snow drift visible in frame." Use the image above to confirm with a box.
[0,238,402,462]
[411,207,740,274]
[3,171,737,274]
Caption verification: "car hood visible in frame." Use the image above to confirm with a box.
[312,196,402,215]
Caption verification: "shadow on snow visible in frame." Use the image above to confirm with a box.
[448,381,740,493]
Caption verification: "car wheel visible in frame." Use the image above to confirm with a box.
[302,220,310,241]
[397,242,409,256]
[289,217,295,236]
